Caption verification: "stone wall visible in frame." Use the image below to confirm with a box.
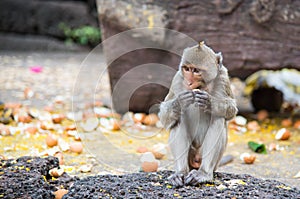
[97,0,300,113]
[98,0,300,78]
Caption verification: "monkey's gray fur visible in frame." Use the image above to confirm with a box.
[159,42,238,186]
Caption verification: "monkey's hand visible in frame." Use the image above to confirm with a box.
[193,90,211,111]
[168,172,185,187]
[194,90,238,120]
[174,90,195,112]
[184,170,213,186]
[159,91,194,130]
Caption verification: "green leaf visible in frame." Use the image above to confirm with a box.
[248,141,267,154]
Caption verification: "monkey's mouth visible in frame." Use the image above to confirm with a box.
[184,78,206,90]
[190,80,206,89]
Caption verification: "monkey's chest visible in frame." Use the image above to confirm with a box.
[181,106,211,139]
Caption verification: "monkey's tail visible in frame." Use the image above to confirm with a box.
[219,155,234,167]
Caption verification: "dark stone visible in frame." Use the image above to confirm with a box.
[97,0,300,112]
[251,87,283,112]
[0,0,97,38]
[0,32,89,51]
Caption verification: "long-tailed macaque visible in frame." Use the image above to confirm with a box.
[159,42,238,186]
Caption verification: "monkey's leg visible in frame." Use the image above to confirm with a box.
[185,118,227,185]
[168,129,190,187]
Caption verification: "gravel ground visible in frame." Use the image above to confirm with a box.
[0,156,299,199]
[64,171,300,199]
[0,156,77,199]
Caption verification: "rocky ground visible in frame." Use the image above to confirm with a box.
[1,156,299,199]
[0,52,299,198]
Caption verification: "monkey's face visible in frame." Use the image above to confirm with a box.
[182,63,205,90]
[180,43,221,89]
[181,63,217,90]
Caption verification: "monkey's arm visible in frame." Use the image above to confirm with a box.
[209,94,237,120]
[159,96,181,130]
[194,87,237,120]
[159,90,194,129]
[211,72,238,120]
[159,72,194,129]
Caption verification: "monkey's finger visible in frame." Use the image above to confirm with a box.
[179,93,195,104]
[184,173,194,185]
[195,98,209,104]
[186,177,200,186]
[179,95,194,102]
[194,93,209,100]
[185,170,201,185]
[195,101,210,109]
[193,90,209,97]
[174,177,184,187]
[171,175,183,186]
[168,174,184,187]
[167,175,174,182]
[169,178,179,186]
[184,176,195,185]
[191,180,200,186]
[179,91,194,99]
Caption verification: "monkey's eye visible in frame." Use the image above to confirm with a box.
[191,68,201,74]
[182,65,202,75]
[182,65,189,72]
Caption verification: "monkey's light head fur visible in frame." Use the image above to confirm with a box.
[179,41,223,82]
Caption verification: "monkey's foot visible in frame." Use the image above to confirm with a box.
[184,170,213,186]
[167,173,184,187]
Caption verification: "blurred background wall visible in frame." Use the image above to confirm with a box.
[96,0,300,112]
[1,0,299,113]
[98,0,300,79]
[0,0,99,51]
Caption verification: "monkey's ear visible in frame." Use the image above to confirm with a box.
[198,41,205,49]
[216,52,223,68]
